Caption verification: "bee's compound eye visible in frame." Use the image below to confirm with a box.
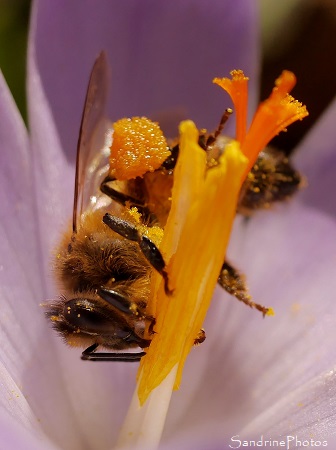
[63,299,117,335]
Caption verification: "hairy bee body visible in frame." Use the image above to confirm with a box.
[48,208,153,351]
[238,147,302,215]
[57,210,150,297]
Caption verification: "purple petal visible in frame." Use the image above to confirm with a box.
[31,0,260,159]
[0,409,58,450]
[0,71,35,293]
[0,73,87,448]
[294,97,336,217]
[239,368,336,441]
[0,68,40,406]
[27,19,74,271]
[27,24,145,449]
[159,203,336,447]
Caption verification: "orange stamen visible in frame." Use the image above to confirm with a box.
[213,70,249,144]
[241,70,308,176]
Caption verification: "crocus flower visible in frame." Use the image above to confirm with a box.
[1,1,336,449]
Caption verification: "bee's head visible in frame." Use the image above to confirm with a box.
[45,292,151,351]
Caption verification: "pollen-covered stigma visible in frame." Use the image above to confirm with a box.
[110,70,308,406]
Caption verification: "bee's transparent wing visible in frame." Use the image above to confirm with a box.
[73,51,110,233]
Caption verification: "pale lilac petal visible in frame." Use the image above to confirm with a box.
[0,72,91,449]
[229,205,336,418]
[31,0,260,157]
[27,25,73,271]
[294,97,336,217]
[239,368,336,441]
[0,362,57,449]
[0,70,37,301]
[0,69,41,409]
[159,203,336,447]
[26,7,161,448]
[0,408,58,450]
[0,72,48,439]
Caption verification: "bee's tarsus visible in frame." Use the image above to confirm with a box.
[162,270,173,296]
[194,328,206,345]
[81,343,145,362]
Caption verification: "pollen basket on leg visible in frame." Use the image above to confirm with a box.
[109,117,171,180]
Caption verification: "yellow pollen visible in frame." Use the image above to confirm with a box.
[50,315,60,322]
[266,307,275,317]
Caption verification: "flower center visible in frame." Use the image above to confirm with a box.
[137,121,248,405]
[214,70,309,178]
[136,69,308,405]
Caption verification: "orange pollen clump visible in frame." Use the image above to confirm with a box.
[109,117,171,180]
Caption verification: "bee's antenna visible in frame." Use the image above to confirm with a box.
[206,108,233,148]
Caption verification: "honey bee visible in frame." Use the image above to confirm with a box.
[46,52,302,361]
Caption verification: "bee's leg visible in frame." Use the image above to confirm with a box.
[103,213,171,294]
[98,287,142,315]
[103,214,139,241]
[218,261,270,316]
[101,174,143,207]
[160,144,179,170]
[81,343,145,362]
[98,286,154,325]
[100,175,153,219]
[194,328,206,345]
[138,235,171,295]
